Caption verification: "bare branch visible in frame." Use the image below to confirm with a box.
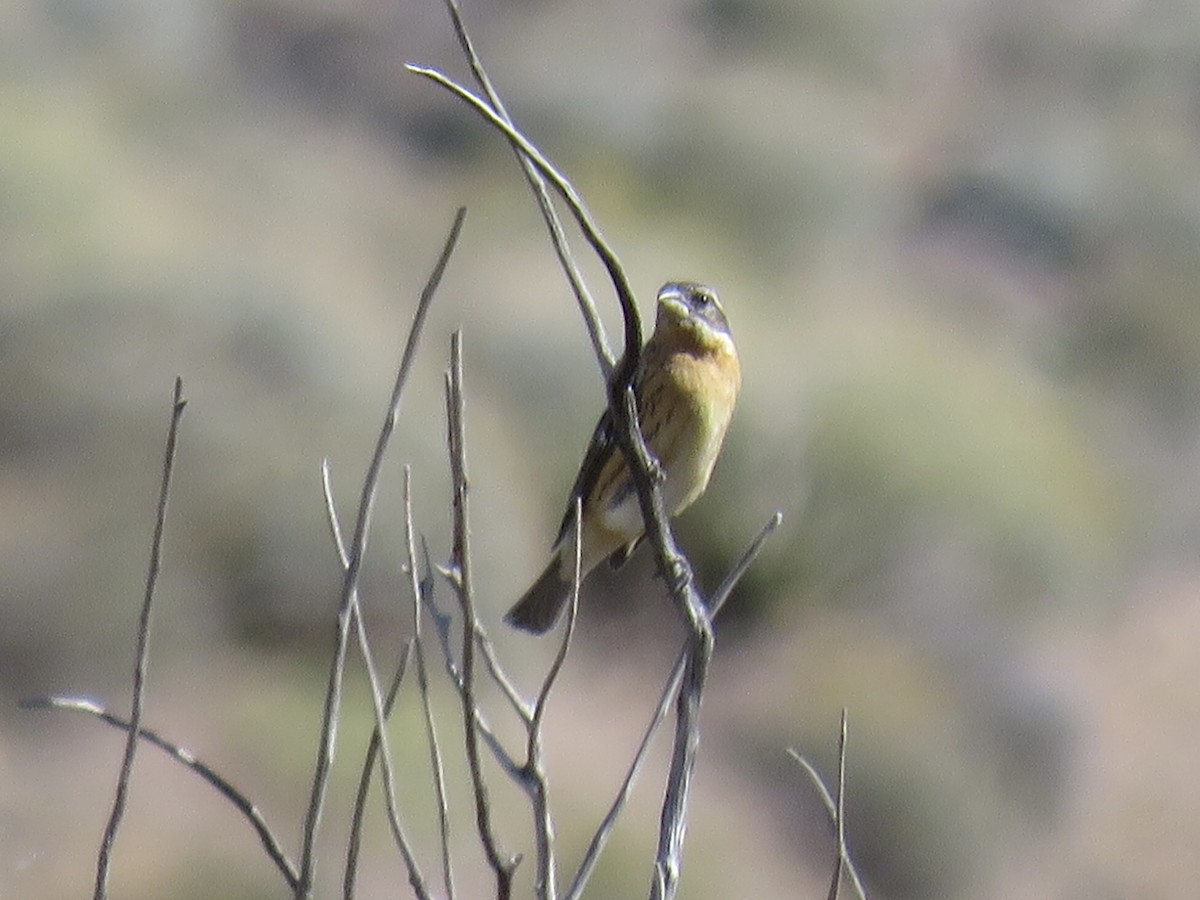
[709,513,784,617]
[787,715,869,900]
[422,541,525,780]
[413,1,711,625]
[409,54,714,900]
[645,502,783,897]
[564,664,677,900]
[826,710,848,900]
[437,0,613,379]
[322,463,432,900]
[413,13,705,662]
[344,641,415,900]
[354,581,432,896]
[296,207,465,900]
[475,622,536,724]
[321,458,348,562]
[405,64,640,371]
[415,18,780,898]
[525,498,583,900]
[529,496,582,748]
[434,555,536,723]
[565,512,781,900]
[93,376,185,900]
[22,695,298,891]
[445,331,518,895]
[405,466,456,900]
[650,646,707,899]
[788,751,837,816]
[430,560,532,723]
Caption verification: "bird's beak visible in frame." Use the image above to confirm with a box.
[657,287,689,319]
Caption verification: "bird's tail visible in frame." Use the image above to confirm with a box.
[504,556,572,634]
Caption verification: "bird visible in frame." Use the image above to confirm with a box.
[504,281,741,634]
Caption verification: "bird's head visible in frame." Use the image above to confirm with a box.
[653,282,735,356]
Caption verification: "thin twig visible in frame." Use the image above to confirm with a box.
[474,621,536,724]
[709,514,783,618]
[650,635,710,900]
[405,466,456,900]
[322,463,432,900]
[422,539,525,780]
[825,710,848,900]
[319,459,349,562]
[445,331,518,896]
[438,0,613,378]
[405,64,640,372]
[296,207,465,900]
[564,512,781,900]
[354,567,431,897]
[786,717,869,900]
[22,695,298,891]
[344,641,415,900]
[525,498,583,900]
[564,663,678,900]
[429,563,533,724]
[93,376,185,900]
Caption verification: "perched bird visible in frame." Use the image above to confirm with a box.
[505,282,741,633]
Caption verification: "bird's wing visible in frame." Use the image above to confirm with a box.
[552,406,618,549]
[552,349,686,550]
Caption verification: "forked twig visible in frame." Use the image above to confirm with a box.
[93,376,185,900]
[422,539,525,779]
[429,558,533,725]
[321,464,430,900]
[344,641,415,900]
[296,207,465,900]
[21,695,298,890]
[787,712,868,900]
[826,711,848,900]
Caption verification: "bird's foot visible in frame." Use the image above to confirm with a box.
[667,555,693,595]
[647,452,666,484]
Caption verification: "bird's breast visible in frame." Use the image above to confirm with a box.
[598,344,739,536]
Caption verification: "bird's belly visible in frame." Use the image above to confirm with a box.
[598,416,717,538]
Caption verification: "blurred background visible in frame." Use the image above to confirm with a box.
[5,0,1200,897]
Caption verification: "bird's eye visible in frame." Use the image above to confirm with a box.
[694,292,712,309]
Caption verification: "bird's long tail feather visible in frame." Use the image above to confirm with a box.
[504,557,571,634]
